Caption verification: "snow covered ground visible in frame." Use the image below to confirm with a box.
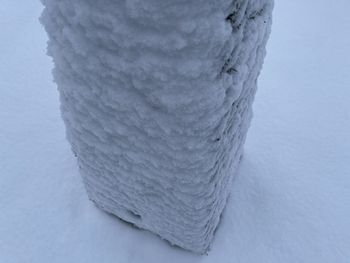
[1,1,349,262]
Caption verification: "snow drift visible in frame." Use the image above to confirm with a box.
[40,0,273,253]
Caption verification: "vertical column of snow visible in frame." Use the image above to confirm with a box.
[41,0,273,253]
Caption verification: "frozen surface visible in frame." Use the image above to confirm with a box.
[40,0,273,253]
[0,0,349,262]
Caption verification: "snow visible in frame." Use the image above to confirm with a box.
[39,0,273,253]
[0,0,349,262]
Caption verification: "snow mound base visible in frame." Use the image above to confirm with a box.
[40,0,273,254]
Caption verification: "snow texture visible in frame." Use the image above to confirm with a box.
[40,0,273,253]
[1,0,350,262]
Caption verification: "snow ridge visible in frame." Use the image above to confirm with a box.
[41,0,273,253]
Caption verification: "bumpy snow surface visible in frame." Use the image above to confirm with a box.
[40,0,273,253]
[1,0,350,262]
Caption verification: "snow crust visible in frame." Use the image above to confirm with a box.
[40,0,273,253]
[1,0,350,262]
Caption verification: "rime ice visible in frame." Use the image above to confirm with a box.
[41,0,273,253]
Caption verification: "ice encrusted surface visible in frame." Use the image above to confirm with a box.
[40,0,273,253]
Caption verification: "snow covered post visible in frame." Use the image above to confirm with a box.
[41,0,273,254]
